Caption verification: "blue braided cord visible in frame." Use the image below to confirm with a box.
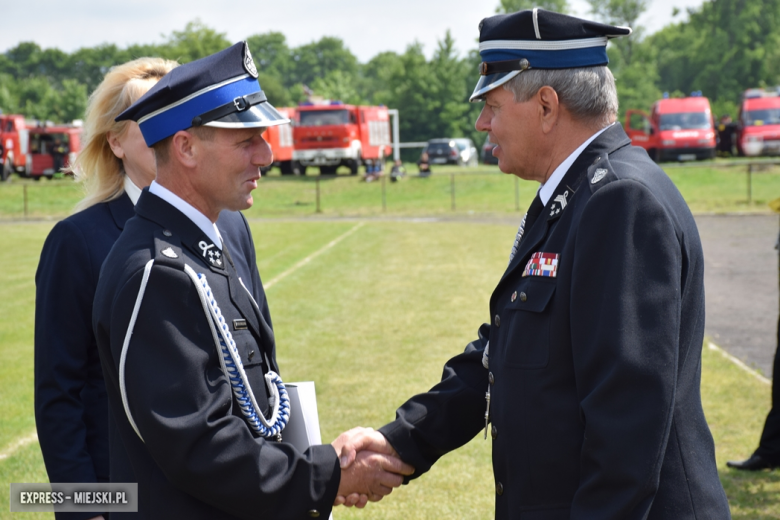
[196,273,290,438]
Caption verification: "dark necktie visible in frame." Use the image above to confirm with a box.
[508,194,544,264]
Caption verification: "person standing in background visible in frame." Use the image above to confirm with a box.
[727,223,780,471]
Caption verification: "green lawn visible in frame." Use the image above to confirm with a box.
[1,220,779,518]
[2,161,780,220]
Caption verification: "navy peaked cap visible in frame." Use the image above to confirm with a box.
[470,9,631,101]
[117,41,289,146]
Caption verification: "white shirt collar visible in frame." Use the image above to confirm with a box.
[148,181,222,249]
[123,175,143,205]
[538,123,613,206]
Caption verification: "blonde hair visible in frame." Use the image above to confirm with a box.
[73,57,178,211]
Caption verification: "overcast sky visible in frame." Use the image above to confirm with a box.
[3,0,705,63]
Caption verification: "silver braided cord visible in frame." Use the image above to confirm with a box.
[185,264,290,439]
[508,212,529,265]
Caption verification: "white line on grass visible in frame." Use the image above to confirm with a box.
[264,222,365,290]
[0,431,38,461]
[707,340,772,385]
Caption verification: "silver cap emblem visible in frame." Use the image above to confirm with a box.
[243,42,258,78]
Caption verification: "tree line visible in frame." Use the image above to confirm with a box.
[2,0,779,154]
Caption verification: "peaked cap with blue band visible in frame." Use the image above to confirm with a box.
[470,9,631,102]
[116,42,289,146]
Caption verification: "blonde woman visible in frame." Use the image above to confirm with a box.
[33,58,176,518]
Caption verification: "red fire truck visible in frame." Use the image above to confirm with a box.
[292,101,392,174]
[262,107,297,174]
[736,88,780,156]
[624,94,716,162]
[1,114,82,181]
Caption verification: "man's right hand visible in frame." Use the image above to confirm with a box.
[330,427,414,508]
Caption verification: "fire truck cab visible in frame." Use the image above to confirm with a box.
[292,102,391,175]
[1,114,82,181]
[625,94,716,162]
[737,88,780,156]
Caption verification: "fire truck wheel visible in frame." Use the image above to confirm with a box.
[347,159,360,175]
[280,161,293,175]
[1,155,14,181]
[288,161,305,175]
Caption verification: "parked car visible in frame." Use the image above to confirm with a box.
[423,138,478,166]
[482,136,498,164]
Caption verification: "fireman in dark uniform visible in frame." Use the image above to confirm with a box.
[717,114,737,156]
[93,42,411,519]
[367,9,732,519]
[52,137,67,173]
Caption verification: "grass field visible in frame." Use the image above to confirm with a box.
[1,218,780,518]
[2,160,780,220]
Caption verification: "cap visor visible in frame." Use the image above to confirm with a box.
[205,102,290,129]
[469,71,521,102]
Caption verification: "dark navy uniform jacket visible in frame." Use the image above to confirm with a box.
[380,125,731,519]
[35,195,132,520]
[93,190,340,519]
[35,191,274,520]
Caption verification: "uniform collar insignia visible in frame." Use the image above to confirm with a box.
[196,238,224,269]
[547,186,574,220]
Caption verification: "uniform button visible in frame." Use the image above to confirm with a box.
[491,425,498,439]
[162,229,172,237]
[519,292,527,302]
[307,510,320,518]
[494,315,501,327]
[496,482,504,495]
[511,291,517,302]
[488,372,495,385]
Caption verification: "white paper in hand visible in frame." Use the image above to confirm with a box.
[283,382,323,453]
[283,382,334,519]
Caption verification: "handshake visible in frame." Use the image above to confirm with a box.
[330,427,415,508]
